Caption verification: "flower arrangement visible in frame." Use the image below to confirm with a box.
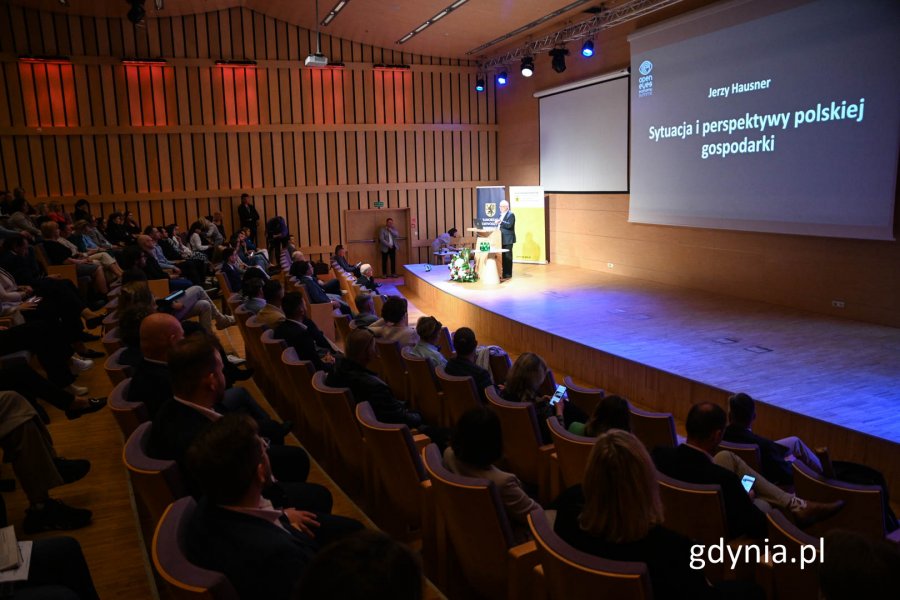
[448,247,478,282]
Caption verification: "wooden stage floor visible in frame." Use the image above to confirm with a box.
[403,262,900,446]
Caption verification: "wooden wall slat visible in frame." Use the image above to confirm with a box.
[1,6,489,265]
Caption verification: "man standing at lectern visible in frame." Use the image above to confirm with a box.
[498,200,516,280]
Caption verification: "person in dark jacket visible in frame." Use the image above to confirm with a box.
[326,328,422,429]
[444,327,493,403]
[273,292,336,372]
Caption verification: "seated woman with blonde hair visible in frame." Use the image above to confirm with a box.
[552,430,761,599]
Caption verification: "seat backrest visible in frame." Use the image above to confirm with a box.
[124,422,188,544]
[215,270,232,294]
[656,471,727,545]
[488,351,512,386]
[259,329,289,407]
[148,278,170,299]
[718,440,762,473]
[527,507,653,600]
[356,401,428,529]
[104,346,134,385]
[401,347,442,427]
[109,378,148,438]
[791,461,886,540]
[765,510,820,600]
[630,407,678,452]
[243,316,268,370]
[280,347,324,448]
[435,365,482,428]
[546,417,596,489]
[152,497,239,600]
[333,311,351,345]
[484,386,546,485]
[562,375,605,417]
[437,326,455,360]
[421,443,516,600]
[311,371,365,475]
[376,338,408,402]
[102,327,124,355]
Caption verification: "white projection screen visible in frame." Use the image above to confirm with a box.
[628,0,900,240]
[538,74,629,193]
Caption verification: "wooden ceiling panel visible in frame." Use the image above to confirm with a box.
[11,0,604,59]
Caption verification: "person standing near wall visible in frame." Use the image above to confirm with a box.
[237,193,260,245]
[378,217,400,278]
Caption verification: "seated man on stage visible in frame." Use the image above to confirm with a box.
[431,228,459,262]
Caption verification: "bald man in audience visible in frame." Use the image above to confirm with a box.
[653,402,844,539]
[128,313,185,418]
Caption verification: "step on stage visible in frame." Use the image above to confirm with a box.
[402,262,900,500]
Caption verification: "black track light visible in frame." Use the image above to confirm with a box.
[549,47,569,73]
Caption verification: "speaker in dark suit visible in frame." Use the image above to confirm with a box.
[498,199,516,279]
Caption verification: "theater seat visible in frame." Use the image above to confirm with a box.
[152,497,239,600]
[527,506,653,600]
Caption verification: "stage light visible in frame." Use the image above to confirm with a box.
[550,47,568,73]
[581,39,594,57]
[520,56,534,77]
[496,71,508,86]
[475,77,485,92]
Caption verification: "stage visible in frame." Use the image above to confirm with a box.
[401,262,900,499]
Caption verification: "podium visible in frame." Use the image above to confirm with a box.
[466,228,507,286]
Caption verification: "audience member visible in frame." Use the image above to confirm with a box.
[326,328,423,429]
[819,530,900,600]
[266,215,289,266]
[409,316,447,368]
[294,259,348,313]
[444,407,540,542]
[501,352,586,444]
[331,244,360,277]
[444,327,493,403]
[274,292,336,372]
[105,211,134,245]
[0,391,92,533]
[9,536,100,599]
[350,293,378,329]
[40,220,109,295]
[237,193,260,244]
[356,263,380,292]
[368,296,417,345]
[296,531,423,600]
[185,415,360,600]
[240,277,266,314]
[652,403,844,539]
[569,394,630,437]
[552,430,758,600]
[147,335,326,510]
[257,279,286,328]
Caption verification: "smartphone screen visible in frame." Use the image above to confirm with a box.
[550,384,567,406]
[741,474,756,493]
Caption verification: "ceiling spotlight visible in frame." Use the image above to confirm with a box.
[581,39,594,57]
[496,71,508,86]
[475,77,486,92]
[520,56,534,77]
[126,0,146,25]
[549,47,569,73]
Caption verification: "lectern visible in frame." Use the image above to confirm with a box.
[465,227,508,285]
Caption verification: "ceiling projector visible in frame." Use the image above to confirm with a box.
[305,53,328,67]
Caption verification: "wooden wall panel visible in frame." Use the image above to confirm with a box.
[0,6,498,264]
